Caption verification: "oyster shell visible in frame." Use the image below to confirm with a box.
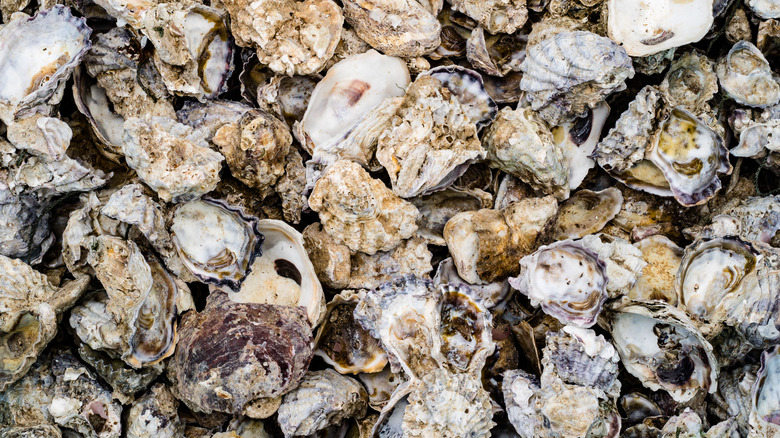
[509,240,608,328]
[308,160,419,255]
[607,0,714,56]
[716,41,780,108]
[553,102,610,191]
[444,196,558,284]
[122,117,224,203]
[277,369,368,436]
[126,384,183,438]
[412,187,492,246]
[750,0,780,18]
[358,366,403,411]
[520,31,634,125]
[314,290,388,374]
[448,0,526,34]
[376,75,486,198]
[578,233,646,298]
[433,257,510,307]
[403,368,494,438]
[168,291,313,415]
[607,302,719,403]
[221,0,343,76]
[750,346,780,435]
[171,199,263,291]
[231,219,325,326]
[342,0,441,57]
[555,188,623,239]
[425,65,498,130]
[659,51,718,113]
[483,106,569,199]
[0,6,91,121]
[628,235,683,304]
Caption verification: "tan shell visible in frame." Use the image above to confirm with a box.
[308,161,419,255]
[628,235,683,304]
[221,0,343,75]
[555,188,623,239]
[443,196,558,284]
[447,0,528,34]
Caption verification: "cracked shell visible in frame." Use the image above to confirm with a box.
[171,199,263,292]
[376,75,486,198]
[277,369,368,436]
[121,117,224,203]
[308,160,419,255]
[509,240,608,328]
[168,291,313,415]
[520,31,634,125]
[607,301,719,403]
[716,41,780,108]
[221,0,343,76]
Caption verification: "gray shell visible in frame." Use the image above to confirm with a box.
[520,31,634,125]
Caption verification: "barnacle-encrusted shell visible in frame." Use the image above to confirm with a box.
[168,292,313,415]
[509,240,608,327]
[555,188,623,239]
[520,31,634,125]
[171,199,263,291]
[447,0,527,34]
[483,106,569,199]
[232,219,325,326]
[126,384,183,438]
[277,369,368,436]
[403,368,494,438]
[342,0,441,57]
[608,302,719,402]
[0,6,92,120]
[608,0,714,57]
[376,75,485,198]
[212,110,292,191]
[308,160,419,255]
[221,0,343,75]
[716,41,780,108]
[122,117,224,203]
[315,291,388,374]
[444,196,558,284]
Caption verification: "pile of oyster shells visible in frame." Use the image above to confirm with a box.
[5,0,780,435]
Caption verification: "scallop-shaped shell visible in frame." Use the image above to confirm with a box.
[314,291,388,374]
[277,369,368,436]
[509,240,609,328]
[171,199,263,292]
[647,107,732,207]
[607,301,719,403]
[308,160,419,255]
[520,31,634,125]
[425,65,498,131]
[232,219,325,327]
[168,292,313,414]
[0,6,92,119]
[716,41,780,108]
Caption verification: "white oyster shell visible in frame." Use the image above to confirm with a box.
[749,0,780,18]
[509,240,609,328]
[578,233,646,298]
[121,117,224,203]
[716,41,780,108]
[607,0,714,57]
[553,102,610,191]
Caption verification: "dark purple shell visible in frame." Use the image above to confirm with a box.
[169,292,313,414]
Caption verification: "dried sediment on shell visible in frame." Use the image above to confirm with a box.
[607,0,715,57]
[628,235,683,304]
[83,27,176,120]
[443,196,558,284]
[277,369,368,436]
[483,106,569,200]
[376,75,485,198]
[509,240,608,328]
[212,110,292,191]
[308,161,419,255]
[403,368,494,438]
[221,0,342,76]
[168,292,313,415]
[122,117,224,203]
[342,0,441,57]
[126,384,183,438]
[520,31,634,125]
[578,233,646,298]
[447,0,526,34]
[0,6,91,121]
[716,41,780,108]
[314,290,388,374]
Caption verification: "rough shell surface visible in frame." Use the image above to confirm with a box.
[716,41,780,108]
[126,384,183,438]
[447,0,527,34]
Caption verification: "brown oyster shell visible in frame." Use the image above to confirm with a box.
[168,291,313,415]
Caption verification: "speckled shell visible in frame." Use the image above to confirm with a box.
[277,369,368,436]
[308,161,419,255]
[520,31,634,125]
[168,292,313,415]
